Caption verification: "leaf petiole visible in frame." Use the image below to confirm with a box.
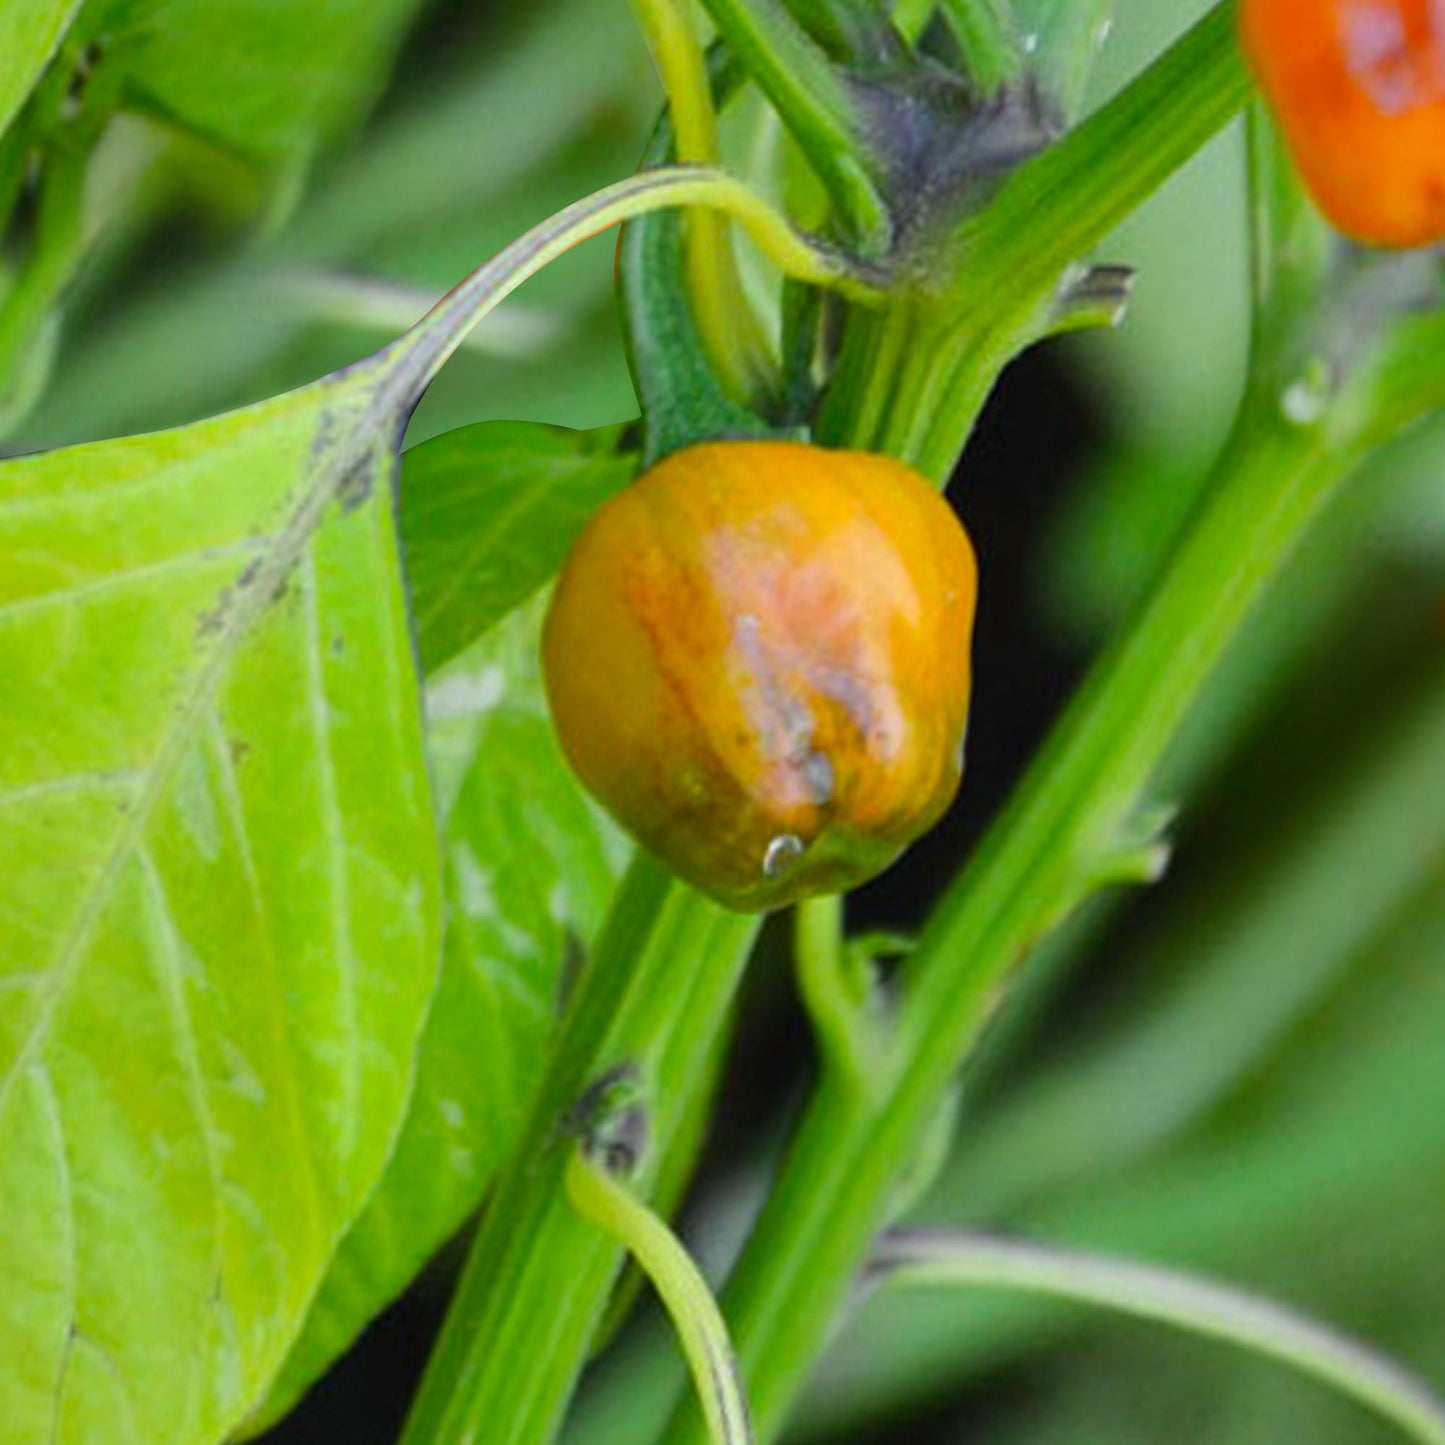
[390,164,887,406]
[567,1143,755,1445]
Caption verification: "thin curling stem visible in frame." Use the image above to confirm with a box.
[389,164,887,407]
[794,895,876,1097]
[628,0,775,398]
[567,1146,754,1445]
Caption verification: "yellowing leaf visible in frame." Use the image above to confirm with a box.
[0,357,442,1444]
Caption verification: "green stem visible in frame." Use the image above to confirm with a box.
[937,0,1024,94]
[0,125,31,245]
[661,397,1352,1445]
[400,854,762,1445]
[627,0,775,399]
[1025,0,1120,120]
[962,3,1247,302]
[0,141,88,409]
[385,164,886,408]
[0,34,130,421]
[816,299,919,452]
[694,0,889,242]
[871,1232,1445,1445]
[793,895,876,1096]
[780,0,905,65]
[567,1147,754,1445]
[891,0,936,42]
[910,0,1249,479]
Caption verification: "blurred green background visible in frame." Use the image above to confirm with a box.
[12,0,1445,1441]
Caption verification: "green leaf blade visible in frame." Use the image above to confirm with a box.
[399,419,637,673]
[250,601,630,1433]
[0,368,443,1444]
[0,0,82,140]
[123,0,429,165]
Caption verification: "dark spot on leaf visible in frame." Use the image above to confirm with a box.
[338,463,374,512]
[196,555,265,640]
[196,587,232,639]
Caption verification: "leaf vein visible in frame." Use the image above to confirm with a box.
[136,846,226,1439]
[31,1063,76,1445]
[303,550,361,1169]
[0,771,142,813]
[0,538,265,624]
[204,717,328,1234]
[0,372,394,1153]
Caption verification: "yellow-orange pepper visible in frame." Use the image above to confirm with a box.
[1242,0,1445,248]
[542,440,977,911]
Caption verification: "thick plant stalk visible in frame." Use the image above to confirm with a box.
[661,402,1353,1445]
[820,4,1251,475]
[400,857,762,1445]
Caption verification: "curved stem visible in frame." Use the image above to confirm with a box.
[870,1232,1445,1445]
[628,0,775,398]
[567,1147,754,1445]
[794,894,876,1096]
[389,165,886,408]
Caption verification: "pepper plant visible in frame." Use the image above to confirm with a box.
[2,2,1445,1444]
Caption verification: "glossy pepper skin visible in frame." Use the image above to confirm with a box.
[542,440,977,911]
[1242,0,1445,248]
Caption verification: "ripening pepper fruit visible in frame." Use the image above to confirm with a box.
[541,440,977,911]
[1241,0,1445,248]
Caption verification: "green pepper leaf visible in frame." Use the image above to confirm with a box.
[400,419,638,675]
[0,341,442,1444]
[246,600,631,1434]
[121,0,428,166]
[0,0,82,141]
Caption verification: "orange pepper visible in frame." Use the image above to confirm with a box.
[542,440,977,911]
[1242,0,1445,248]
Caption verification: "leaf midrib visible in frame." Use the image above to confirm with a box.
[0,368,394,1142]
